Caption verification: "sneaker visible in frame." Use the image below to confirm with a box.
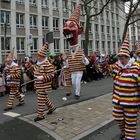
[4,107,13,111]
[66,93,72,96]
[75,95,80,100]
[47,107,56,115]
[34,116,45,122]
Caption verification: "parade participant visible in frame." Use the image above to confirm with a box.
[63,2,89,99]
[4,49,24,111]
[110,34,140,140]
[135,42,140,65]
[62,53,72,96]
[34,42,56,122]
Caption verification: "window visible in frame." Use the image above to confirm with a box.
[71,2,76,12]
[54,39,60,52]
[41,0,48,7]
[63,19,67,26]
[102,41,105,52]
[95,24,98,32]
[81,5,84,15]
[63,0,68,12]
[0,11,10,25]
[107,26,110,34]
[81,40,85,49]
[80,22,85,28]
[16,38,25,53]
[89,40,92,50]
[53,18,59,30]
[95,41,99,51]
[101,25,104,33]
[16,13,24,27]
[42,16,49,29]
[116,14,119,20]
[29,0,36,6]
[111,13,114,20]
[30,15,37,28]
[106,11,109,19]
[53,0,59,10]
[89,23,92,33]
[117,28,120,35]
[31,38,38,52]
[16,0,25,4]
[112,27,115,34]
[108,41,111,54]
[113,42,116,51]
[64,39,69,50]
[1,37,10,50]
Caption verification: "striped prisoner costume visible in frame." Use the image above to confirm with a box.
[34,58,55,118]
[4,62,24,108]
[111,60,140,140]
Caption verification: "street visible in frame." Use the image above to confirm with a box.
[0,78,113,140]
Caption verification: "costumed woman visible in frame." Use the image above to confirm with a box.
[63,2,89,99]
[34,42,56,122]
[110,34,140,140]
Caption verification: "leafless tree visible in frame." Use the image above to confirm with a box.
[122,0,140,41]
[81,0,111,56]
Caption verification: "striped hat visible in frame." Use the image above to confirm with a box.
[118,34,130,57]
[136,41,140,54]
[68,3,81,24]
[37,42,48,57]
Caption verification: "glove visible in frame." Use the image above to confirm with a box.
[6,75,11,80]
[37,76,44,80]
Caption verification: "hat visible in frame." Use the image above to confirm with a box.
[6,47,14,61]
[68,2,82,24]
[118,34,130,57]
[136,41,140,54]
[37,42,48,57]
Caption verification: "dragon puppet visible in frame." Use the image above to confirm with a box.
[63,2,89,99]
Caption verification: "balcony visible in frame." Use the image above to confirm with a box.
[0,0,11,9]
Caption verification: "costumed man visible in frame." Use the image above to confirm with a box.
[110,34,140,140]
[4,48,24,111]
[63,2,89,99]
[34,42,56,122]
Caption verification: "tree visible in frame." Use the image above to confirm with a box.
[81,0,111,56]
[121,0,140,41]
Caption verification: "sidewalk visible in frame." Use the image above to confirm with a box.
[20,93,113,140]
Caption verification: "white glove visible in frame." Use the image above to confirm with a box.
[37,76,44,80]
[82,57,89,65]
[6,75,11,80]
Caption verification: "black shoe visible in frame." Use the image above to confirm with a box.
[120,134,125,140]
[47,107,56,115]
[4,107,13,111]
[66,93,72,96]
[16,103,25,107]
[75,95,80,100]
[34,116,45,122]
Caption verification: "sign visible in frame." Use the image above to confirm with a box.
[44,32,54,44]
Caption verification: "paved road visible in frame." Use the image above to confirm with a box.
[0,78,113,140]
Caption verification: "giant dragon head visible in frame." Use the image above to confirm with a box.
[63,3,83,46]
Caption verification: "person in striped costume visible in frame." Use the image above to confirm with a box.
[34,42,56,122]
[110,34,140,140]
[63,2,89,99]
[4,49,24,111]
[135,42,140,67]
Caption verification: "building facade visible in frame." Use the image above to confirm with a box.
[0,0,125,63]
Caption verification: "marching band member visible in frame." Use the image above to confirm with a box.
[4,49,24,111]
[34,42,56,122]
[111,34,140,140]
[63,2,89,99]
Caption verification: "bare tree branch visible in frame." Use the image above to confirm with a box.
[128,18,140,25]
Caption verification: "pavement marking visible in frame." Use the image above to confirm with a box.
[3,112,21,117]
